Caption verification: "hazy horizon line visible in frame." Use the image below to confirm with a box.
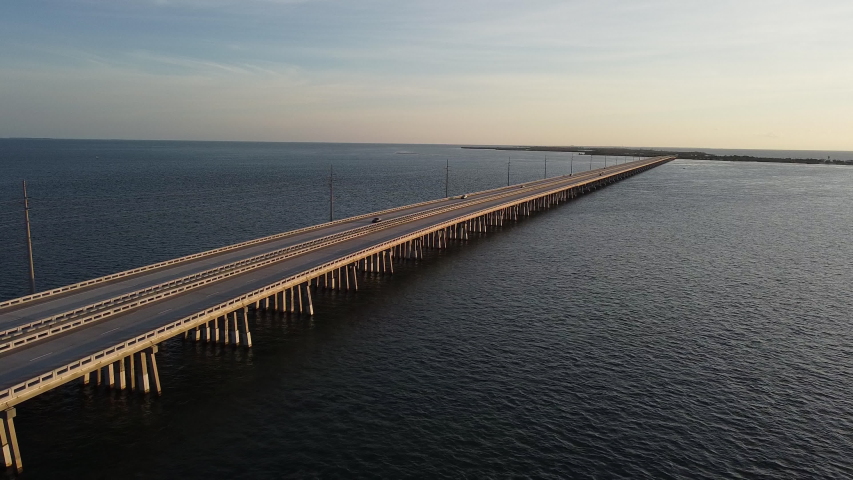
[3,137,852,154]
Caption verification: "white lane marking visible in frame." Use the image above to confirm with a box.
[99,327,120,336]
[157,308,174,314]
[29,352,53,362]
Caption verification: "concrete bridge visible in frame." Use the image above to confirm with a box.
[0,156,673,471]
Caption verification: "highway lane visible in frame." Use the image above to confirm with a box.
[0,158,672,393]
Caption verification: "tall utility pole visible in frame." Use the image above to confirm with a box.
[507,157,511,186]
[329,165,334,222]
[22,181,35,294]
[445,159,449,198]
[570,153,574,175]
[589,154,593,171]
[544,155,547,179]
[605,156,607,168]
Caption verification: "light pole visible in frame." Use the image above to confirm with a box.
[22,181,35,294]
[570,153,574,175]
[445,159,449,198]
[329,165,334,222]
[507,157,511,186]
[544,155,547,179]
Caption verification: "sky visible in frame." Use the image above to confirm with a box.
[1,0,852,149]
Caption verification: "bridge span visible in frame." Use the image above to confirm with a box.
[0,155,673,471]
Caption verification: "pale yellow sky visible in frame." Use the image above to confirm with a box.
[2,1,852,150]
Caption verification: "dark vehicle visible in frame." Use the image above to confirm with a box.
[371,217,382,223]
[460,194,468,199]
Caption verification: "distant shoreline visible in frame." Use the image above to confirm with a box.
[461,146,853,166]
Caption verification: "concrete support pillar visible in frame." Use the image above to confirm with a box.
[118,359,127,390]
[146,346,162,395]
[223,313,230,345]
[232,311,241,346]
[137,351,150,394]
[243,307,252,347]
[1,408,22,473]
[82,372,90,385]
[305,283,314,316]
[107,362,116,389]
[129,354,136,391]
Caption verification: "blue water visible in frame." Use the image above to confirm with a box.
[0,140,603,300]
[2,140,853,478]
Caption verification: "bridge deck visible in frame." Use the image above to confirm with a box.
[0,184,506,328]
[0,157,673,411]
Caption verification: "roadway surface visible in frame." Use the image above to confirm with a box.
[0,157,669,395]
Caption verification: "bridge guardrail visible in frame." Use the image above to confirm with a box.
[0,160,627,311]
[0,162,639,351]
[0,157,674,408]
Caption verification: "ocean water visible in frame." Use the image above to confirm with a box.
[1,140,853,478]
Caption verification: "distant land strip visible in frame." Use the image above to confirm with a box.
[462,146,853,166]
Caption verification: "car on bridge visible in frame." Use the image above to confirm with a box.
[371,217,382,223]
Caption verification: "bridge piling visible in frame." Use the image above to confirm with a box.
[136,351,150,393]
[0,408,22,473]
[118,357,126,390]
[129,354,136,390]
[242,307,253,347]
[305,283,314,316]
[147,347,162,395]
[232,312,241,346]
[350,265,359,291]
[107,363,115,389]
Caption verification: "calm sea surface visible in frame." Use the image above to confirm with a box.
[1,140,853,478]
